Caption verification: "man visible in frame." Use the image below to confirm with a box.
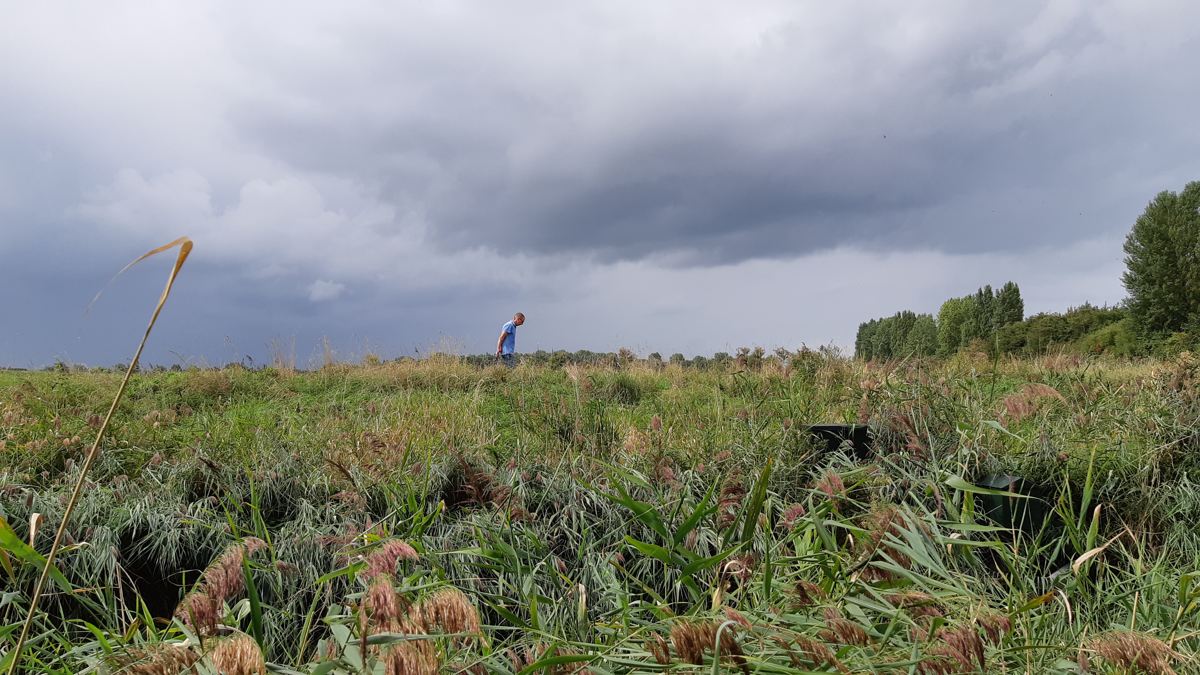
[495,312,525,367]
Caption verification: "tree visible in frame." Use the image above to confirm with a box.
[904,315,939,356]
[937,297,972,355]
[871,319,896,360]
[1123,181,1200,335]
[962,285,995,344]
[994,281,1024,327]
[890,311,918,356]
[856,319,879,359]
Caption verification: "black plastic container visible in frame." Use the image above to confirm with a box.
[975,473,1055,533]
[805,424,873,459]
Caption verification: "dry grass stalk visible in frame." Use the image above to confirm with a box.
[8,237,193,675]
[206,634,266,675]
[1079,631,1177,674]
[114,643,200,675]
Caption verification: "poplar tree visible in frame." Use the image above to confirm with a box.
[1123,181,1200,335]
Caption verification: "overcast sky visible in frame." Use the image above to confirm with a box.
[2,1,1197,367]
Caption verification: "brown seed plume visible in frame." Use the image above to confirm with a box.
[173,537,265,634]
[114,643,199,675]
[383,639,440,675]
[418,587,481,636]
[1001,383,1065,424]
[778,635,848,674]
[777,503,807,531]
[819,608,870,647]
[366,574,404,626]
[1080,631,1177,675]
[669,620,747,673]
[717,474,746,529]
[792,579,826,608]
[928,626,984,672]
[975,611,1011,646]
[646,633,670,665]
[813,470,846,509]
[364,539,420,578]
[886,591,944,625]
[206,634,266,675]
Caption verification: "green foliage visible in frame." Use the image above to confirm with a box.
[998,304,1128,356]
[1123,181,1200,336]
[995,281,1024,326]
[1074,318,1141,356]
[855,311,937,360]
[962,284,996,345]
[904,314,939,356]
[937,295,974,355]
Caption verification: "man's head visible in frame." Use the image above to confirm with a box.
[513,312,525,326]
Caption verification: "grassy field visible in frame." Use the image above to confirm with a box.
[2,351,1199,673]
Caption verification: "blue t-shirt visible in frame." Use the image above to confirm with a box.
[500,320,517,355]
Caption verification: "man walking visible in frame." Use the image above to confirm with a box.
[495,312,525,367]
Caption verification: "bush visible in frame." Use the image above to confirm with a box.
[1075,319,1142,357]
[596,372,645,405]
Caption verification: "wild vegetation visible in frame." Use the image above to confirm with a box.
[3,350,1200,673]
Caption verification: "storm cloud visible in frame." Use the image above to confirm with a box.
[0,1,1196,365]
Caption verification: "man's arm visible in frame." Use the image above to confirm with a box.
[496,330,507,356]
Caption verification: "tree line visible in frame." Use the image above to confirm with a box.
[856,180,1200,360]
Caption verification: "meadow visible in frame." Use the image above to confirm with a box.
[2,350,1199,673]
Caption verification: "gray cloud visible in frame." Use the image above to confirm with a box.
[0,2,1195,365]
[218,0,1200,262]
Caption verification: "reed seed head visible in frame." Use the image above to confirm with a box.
[418,587,481,636]
[207,634,266,675]
[819,608,870,647]
[114,643,199,675]
[1081,631,1177,675]
[383,640,440,675]
[364,539,420,578]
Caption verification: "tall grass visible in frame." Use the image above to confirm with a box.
[1,351,1198,672]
